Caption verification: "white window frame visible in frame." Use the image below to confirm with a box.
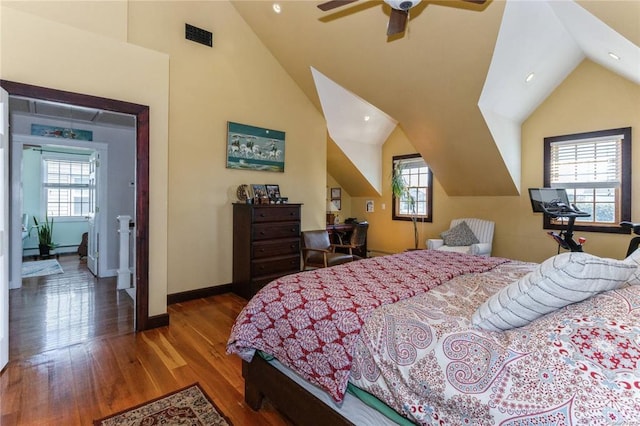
[41,153,91,221]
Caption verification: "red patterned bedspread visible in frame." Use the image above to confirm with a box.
[226,250,508,402]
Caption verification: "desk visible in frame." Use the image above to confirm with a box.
[326,223,367,258]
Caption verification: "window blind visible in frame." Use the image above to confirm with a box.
[549,136,622,189]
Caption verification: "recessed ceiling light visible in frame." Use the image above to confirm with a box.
[525,72,535,83]
[364,115,371,122]
[272,3,282,13]
[608,52,620,60]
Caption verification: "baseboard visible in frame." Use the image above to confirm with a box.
[367,249,394,257]
[167,283,233,305]
[101,268,118,278]
[145,313,170,329]
[23,246,79,257]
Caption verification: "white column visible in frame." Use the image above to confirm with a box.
[116,215,132,290]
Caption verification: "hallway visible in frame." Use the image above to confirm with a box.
[9,255,133,360]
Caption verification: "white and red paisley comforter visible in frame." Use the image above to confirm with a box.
[350,260,640,425]
[227,250,508,402]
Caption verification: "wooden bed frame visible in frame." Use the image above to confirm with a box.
[242,355,354,426]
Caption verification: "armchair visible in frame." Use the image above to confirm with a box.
[427,218,494,257]
[301,230,354,270]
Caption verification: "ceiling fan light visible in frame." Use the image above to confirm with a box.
[384,0,421,11]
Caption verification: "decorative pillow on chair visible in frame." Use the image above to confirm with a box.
[440,221,479,247]
[472,252,636,332]
[624,248,640,285]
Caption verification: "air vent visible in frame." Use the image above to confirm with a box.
[185,23,213,47]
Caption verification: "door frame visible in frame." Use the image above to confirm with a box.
[1,87,10,371]
[1,80,156,332]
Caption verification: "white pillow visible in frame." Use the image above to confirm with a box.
[472,252,636,332]
[624,248,640,285]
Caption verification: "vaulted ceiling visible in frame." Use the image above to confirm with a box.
[232,0,640,197]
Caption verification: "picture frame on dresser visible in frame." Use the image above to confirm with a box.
[265,184,280,199]
[251,184,267,199]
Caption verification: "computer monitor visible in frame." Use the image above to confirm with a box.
[528,188,570,213]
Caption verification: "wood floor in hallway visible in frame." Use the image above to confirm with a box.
[9,255,134,360]
[1,255,289,425]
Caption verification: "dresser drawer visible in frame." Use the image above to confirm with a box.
[252,238,300,259]
[253,222,300,241]
[252,255,300,278]
[252,206,301,223]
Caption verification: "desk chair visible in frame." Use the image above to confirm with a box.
[301,230,354,270]
[334,221,369,258]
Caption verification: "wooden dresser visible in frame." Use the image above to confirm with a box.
[232,203,301,299]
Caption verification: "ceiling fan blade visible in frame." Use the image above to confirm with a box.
[387,8,408,36]
[462,0,487,4]
[317,0,358,11]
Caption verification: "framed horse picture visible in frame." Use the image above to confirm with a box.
[226,122,285,172]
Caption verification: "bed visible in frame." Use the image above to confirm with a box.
[227,249,640,425]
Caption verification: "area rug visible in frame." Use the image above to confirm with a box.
[93,383,232,426]
[21,259,63,278]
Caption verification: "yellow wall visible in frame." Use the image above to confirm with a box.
[1,1,327,307]
[1,0,128,41]
[326,173,351,224]
[1,4,171,316]
[355,59,640,263]
[126,1,326,294]
[352,126,442,254]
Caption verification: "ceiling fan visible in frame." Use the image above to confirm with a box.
[317,0,487,36]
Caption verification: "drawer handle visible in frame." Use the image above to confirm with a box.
[260,213,266,217]
[291,228,296,232]
[260,231,265,235]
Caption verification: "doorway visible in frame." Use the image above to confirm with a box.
[0,80,153,333]
[14,136,112,280]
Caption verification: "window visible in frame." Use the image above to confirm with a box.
[43,157,91,217]
[544,127,631,234]
[392,154,433,222]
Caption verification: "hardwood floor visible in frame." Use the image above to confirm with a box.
[1,256,290,425]
[9,255,134,360]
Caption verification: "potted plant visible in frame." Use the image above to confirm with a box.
[32,216,56,257]
[391,163,419,250]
